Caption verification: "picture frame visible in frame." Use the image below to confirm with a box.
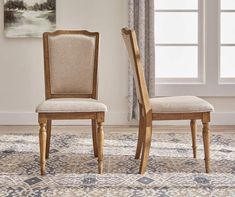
[4,0,56,38]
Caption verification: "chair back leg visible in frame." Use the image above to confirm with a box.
[46,120,52,159]
[135,105,145,159]
[190,120,197,158]
[139,113,153,174]
[92,119,98,157]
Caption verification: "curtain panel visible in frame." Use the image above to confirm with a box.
[127,0,155,120]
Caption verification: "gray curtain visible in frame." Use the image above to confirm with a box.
[128,0,155,120]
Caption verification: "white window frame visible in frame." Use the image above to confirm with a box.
[219,0,235,84]
[155,0,235,96]
[155,0,204,84]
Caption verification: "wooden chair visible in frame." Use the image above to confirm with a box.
[121,27,214,174]
[36,30,107,175]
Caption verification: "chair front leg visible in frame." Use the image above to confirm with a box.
[39,119,47,175]
[92,119,98,157]
[190,120,197,158]
[97,121,104,174]
[46,120,52,159]
[202,121,210,173]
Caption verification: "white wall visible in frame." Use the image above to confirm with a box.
[0,0,129,125]
[0,0,234,125]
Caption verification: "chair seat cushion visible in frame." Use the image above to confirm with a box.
[36,98,107,113]
[150,96,214,113]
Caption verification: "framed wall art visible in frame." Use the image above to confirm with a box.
[4,0,56,38]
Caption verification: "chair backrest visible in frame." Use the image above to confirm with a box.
[43,30,99,99]
[121,28,151,114]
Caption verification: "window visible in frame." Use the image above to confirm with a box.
[220,0,235,82]
[155,0,203,83]
[155,0,235,96]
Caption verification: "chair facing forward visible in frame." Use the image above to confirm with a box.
[36,30,107,175]
[121,27,214,174]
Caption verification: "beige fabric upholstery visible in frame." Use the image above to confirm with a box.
[48,34,96,94]
[36,98,107,113]
[150,96,214,113]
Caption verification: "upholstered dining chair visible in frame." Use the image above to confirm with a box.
[121,27,214,174]
[36,30,107,175]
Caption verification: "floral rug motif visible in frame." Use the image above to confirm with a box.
[0,130,234,197]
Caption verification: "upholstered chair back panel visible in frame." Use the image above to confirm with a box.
[48,34,96,95]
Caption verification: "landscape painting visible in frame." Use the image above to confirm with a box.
[4,0,56,38]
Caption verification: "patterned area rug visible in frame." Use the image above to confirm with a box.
[0,130,234,197]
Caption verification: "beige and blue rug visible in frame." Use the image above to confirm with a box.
[0,129,234,197]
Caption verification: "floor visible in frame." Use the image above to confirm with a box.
[0,125,234,196]
[0,125,234,134]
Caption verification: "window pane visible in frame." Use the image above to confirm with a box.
[155,13,198,44]
[220,47,235,78]
[221,0,235,10]
[155,0,198,10]
[156,46,198,78]
[221,13,235,44]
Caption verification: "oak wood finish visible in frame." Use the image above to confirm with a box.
[135,104,145,159]
[39,120,47,176]
[202,121,210,173]
[92,119,98,157]
[190,120,197,158]
[139,111,152,174]
[38,30,105,175]
[45,120,51,159]
[97,121,104,174]
[121,27,211,174]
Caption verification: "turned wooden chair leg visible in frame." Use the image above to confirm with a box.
[39,119,47,176]
[202,121,210,173]
[46,120,51,159]
[92,119,98,157]
[97,121,104,174]
[135,107,145,159]
[139,115,152,174]
[190,120,197,158]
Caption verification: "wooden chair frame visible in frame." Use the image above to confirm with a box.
[121,28,211,174]
[38,30,104,175]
